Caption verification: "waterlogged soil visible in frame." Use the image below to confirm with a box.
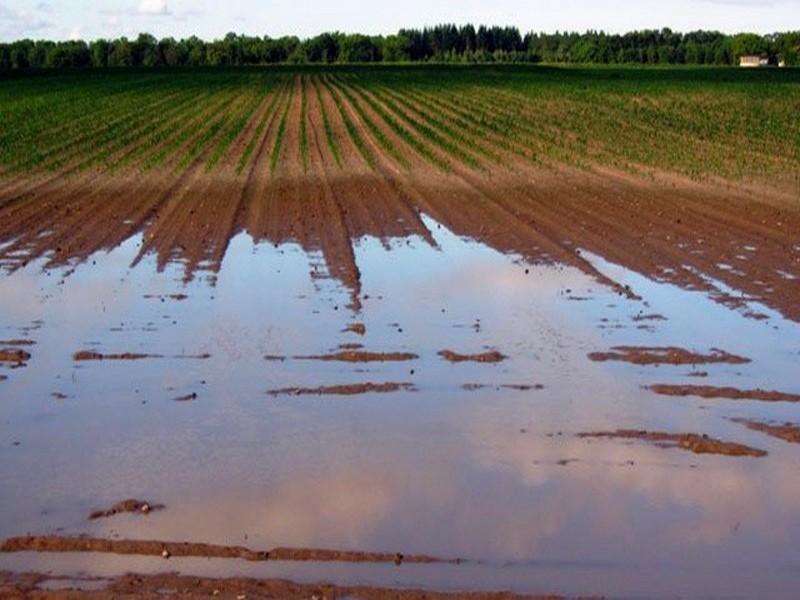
[0,536,447,564]
[730,419,800,444]
[267,383,417,397]
[0,168,799,598]
[438,350,507,364]
[89,500,164,521]
[587,346,750,366]
[577,430,767,458]
[0,571,569,600]
[648,384,800,402]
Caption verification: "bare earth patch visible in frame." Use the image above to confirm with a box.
[268,382,416,396]
[577,429,767,457]
[73,351,210,361]
[0,570,572,599]
[0,349,31,364]
[295,350,418,363]
[462,383,544,391]
[587,346,750,366]
[730,419,800,443]
[439,350,507,363]
[89,499,164,520]
[0,536,452,565]
[343,323,367,335]
[648,384,800,402]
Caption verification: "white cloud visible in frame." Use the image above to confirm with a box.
[137,0,170,16]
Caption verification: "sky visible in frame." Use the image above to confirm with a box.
[1,0,799,42]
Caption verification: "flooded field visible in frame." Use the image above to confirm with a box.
[1,195,799,598]
[1,65,799,598]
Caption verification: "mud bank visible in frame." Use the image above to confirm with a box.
[438,350,507,364]
[731,419,800,444]
[0,536,453,565]
[0,349,30,364]
[89,500,164,520]
[267,382,416,396]
[588,346,750,366]
[0,570,571,599]
[648,384,800,402]
[577,429,767,457]
[294,351,418,363]
[73,351,210,361]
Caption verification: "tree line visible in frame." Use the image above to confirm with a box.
[1,26,799,69]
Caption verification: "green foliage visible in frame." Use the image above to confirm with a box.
[4,27,798,68]
[0,65,797,190]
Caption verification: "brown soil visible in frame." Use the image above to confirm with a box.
[0,536,452,565]
[89,500,165,520]
[462,383,544,391]
[174,393,198,402]
[0,339,36,346]
[73,351,159,361]
[268,382,416,396]
[577,429,767,457]
[295,351,418,363]
[587,346,750,366]
[2,75,799,322]
[73,351,210,361]
[343,323,367,335]
[439,350,507,364]
[0,349,31,364]
[143,294,188,301]
[648,384,800,402]
[730,419,800,443]
[0,570,572,599]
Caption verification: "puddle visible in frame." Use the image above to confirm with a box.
[1,215,799,599]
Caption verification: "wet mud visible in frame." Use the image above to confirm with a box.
[0,349,30,365]
[588,346,750,366]
[0,570,570,600]
[89,500,164,520]
[0,536,453,565]
[267,383,416,396]
[438,350,507,364]
[294,351,419,363]
[648,384,800,402]
[577,430,767,457]
[730,419,800,444]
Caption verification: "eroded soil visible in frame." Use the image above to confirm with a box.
[730,419,800,444]
[577,430,767,457]
[0,536,452,565]
[438,350,507,364]
[0,571,571,600]
[648,385,800,402]
[587,346,750,366]
[267,382,417,396]
[89,500,164,520]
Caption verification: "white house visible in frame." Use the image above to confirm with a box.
[739,55,769,67]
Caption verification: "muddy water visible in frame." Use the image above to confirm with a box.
[1,216,799,599]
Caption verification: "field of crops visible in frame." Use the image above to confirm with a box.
[1,65,798,188]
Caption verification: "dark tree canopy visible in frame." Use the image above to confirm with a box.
[1,26,798,69]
